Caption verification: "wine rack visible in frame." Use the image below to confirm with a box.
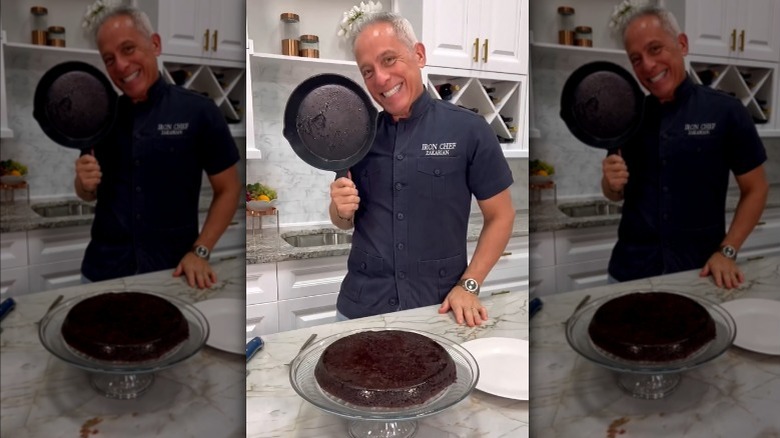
[160,61,246,131]
[689,61,774,126]
[426,74,522,147]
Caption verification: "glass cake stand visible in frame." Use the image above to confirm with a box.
[39,291,209,400]
[289,328,479,438]
[566,290,736,400]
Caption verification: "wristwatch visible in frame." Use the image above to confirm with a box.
[719,244,737,260]
[192,244,210,261]
[458,278,480,296]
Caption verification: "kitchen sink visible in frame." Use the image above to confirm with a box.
[558,200,622,218]
[32,200,96,218]
[282,230,352,248]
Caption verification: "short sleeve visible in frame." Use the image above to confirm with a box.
[197,100,241,175]
[466,117,514,200]
[726,102,767,176]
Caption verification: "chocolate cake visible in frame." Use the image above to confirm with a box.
[61,292,189,362]
[588,292,716,362]
[314,330,456,408]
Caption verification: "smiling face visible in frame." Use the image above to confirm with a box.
[97,15,161,103]
[624,14,688,103]
[353,22,426,121]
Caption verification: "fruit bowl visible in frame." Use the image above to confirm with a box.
[529,174,552,185]
[0,175,26,185]
[247,199,276,212]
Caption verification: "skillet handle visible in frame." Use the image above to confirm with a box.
[334,169,349,180]
[607,148,620,156]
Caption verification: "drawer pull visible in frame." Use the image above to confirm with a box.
[501,251,512,257]
[756,221,766,226]
[230,221,239,226]
[739,29,744,52]
[747,256,764,262]
[491,290,510,296]
[204,29,210,51]
[219,255,238,262]
[473,38,479,62]
[213,29,218,52]
[730,29,736,51]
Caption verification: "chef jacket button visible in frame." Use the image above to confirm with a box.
[397,243,404,250]
[396,153,404,161]
[360,262,367,270]
[439,268,446,277]
[136,186,141,192]
[434,169,441,176]
[663,186,669,192]
[395,182,403,191]
[397,212,404,220]
[389,298,398,306]
[398,271,406,279]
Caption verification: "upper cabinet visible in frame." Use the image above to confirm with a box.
[139,0,245,63]
[668,0,780,62]
[397,0,528,75]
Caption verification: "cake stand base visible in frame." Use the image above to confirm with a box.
[616,372,680,400]
[90,372,155,400]
[348,420,418,438]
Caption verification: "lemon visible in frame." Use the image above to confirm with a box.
[258,194,271,201]
[10,170,21,176]
[537,170,548,176]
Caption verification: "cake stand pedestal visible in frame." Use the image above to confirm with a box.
[565,290,736,400]
[289,328,479,438]
[39,291,209,400]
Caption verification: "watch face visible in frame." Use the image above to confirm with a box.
[722,246,736,258]
[465,279,478,291]
[195,245,209,258]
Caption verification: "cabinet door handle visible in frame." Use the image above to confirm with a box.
[756,221,766,226]
[473,38,479,62]
[739,29,744,51]
[204,29,210,51]
[213,29,218,52]
[730,29,736,51]
[501,251,512,257]
[482,38,489,63]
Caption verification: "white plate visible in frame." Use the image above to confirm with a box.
[193,298,244,355]
[721,298,780,355]
[460,337,529,400]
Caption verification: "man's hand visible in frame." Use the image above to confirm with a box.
[439,286,488,327]
[700,252,744,289]
[173,252,217,289]
[76,154,102,193]
[602,153,629,195]
[330,172,360,221]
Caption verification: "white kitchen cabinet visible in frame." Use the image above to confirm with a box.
[246,301,278,340]
[669,0,780,62]
[729,207,780,260]
[529,231,556,296]
[246,262,277,305]
[554,225,619,265]
[398,0,528,75]
[28,259,84,292]
[554,258,613,293]
[277,293,339,332]
[0,231,28,270]
[529,266,556,297]
[26,226,90,266]
[468,235,529,295]
[1,31,13,139]
[276,256,349,301]
[140,0,245,63]
[1,266,28,298]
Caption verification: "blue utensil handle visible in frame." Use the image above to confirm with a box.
[530,297,543,319]
[246,336,264,362]
[0,298,16,322]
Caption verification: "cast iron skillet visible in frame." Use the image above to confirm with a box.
[33,61,118,152]
[283,73,378,179]
[560,61,645,155]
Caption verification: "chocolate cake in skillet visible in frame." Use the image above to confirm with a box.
[314,330,456,408]
[588,291,716,362]
[61,292,189,362]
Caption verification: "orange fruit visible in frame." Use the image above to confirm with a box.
[10,170,21,176]
[537,170,548,176]
[258,194,271,201]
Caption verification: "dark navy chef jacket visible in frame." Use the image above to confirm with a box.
[609,76,766,281]
[337,91,514,318]
[81,77,240,282]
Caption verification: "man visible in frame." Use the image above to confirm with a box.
[75,6,241,288]
[602,6,768,288]
[329,12,516,326]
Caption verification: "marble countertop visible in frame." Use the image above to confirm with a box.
[530,183,780,233]
[246,209,529,264]
[0,192,227,233]
[529,255,780,437]
[246,290,528,438]
[0,258,246,438]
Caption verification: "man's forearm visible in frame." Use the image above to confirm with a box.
[74,176,97,202]
[197,188,240,251]
[724,185,768,251]
[461,209,515,283]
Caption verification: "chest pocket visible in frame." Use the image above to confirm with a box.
[415,157,464,199]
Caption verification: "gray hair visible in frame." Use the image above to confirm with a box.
[91,5,155,42]
[620,5,682,42]
[349,12,419,53]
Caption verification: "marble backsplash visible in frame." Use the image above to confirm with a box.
[0,50,246,200]
[247,62,528,226]
[530,51,780,199]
